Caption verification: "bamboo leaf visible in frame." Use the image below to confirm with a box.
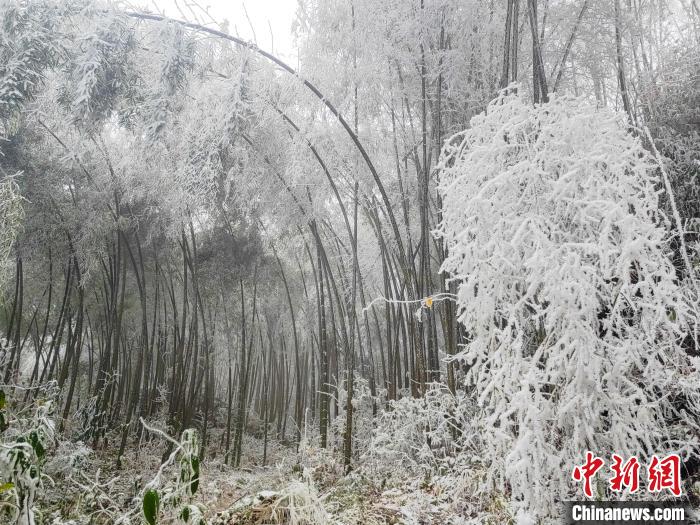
[143,489,160,525]
[190,456,200,495]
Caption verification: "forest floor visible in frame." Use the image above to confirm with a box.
[45,426,503,525]
[31,408,700,525]
[151,438,459,524]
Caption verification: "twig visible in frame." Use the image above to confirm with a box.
[643,126,699,299]
[362,292,457,313]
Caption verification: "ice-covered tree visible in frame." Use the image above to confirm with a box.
[437,91,700,518]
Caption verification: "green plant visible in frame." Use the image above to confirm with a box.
[139,420,205,524]
[0,384,57,525]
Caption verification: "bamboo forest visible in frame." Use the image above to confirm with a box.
[0,0,699,523]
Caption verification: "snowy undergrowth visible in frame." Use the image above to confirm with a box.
[0,384,56,525]
[363,383,474,477]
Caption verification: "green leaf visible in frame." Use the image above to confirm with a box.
[190,456,200,495]
[0,482,14,493]
[143,489,160,525]
[28,431,45,460]
[0,390,6,409]
[180,506,191,522]
[0,412,7,433]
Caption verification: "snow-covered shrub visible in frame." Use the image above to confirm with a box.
[436,90,700,518]
[215,473,328,525]
[74,395,105,443]
[329,376,377,458]
[42,439,91,480]
[270,473,329,525]
[0,385,57,525]
[363,384,472,477]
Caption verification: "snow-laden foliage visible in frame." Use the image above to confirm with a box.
[62,6,136,129]
[0,385,57,525]
[328,376,377,458]
[0,174,23,292]
[363,383,472,477]
[270,473,329,525]
[0,0,65,133]
[437,91,700,518]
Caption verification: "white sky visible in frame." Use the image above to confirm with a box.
[147,0,299,62]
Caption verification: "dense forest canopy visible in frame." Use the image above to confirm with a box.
[0,0,699,523]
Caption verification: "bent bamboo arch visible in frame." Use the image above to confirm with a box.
[126,11,409,275]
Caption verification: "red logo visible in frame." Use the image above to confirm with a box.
[573,453,682,497]
[572,451,605,498]
[648,454,681,497]
[609,454,640,493]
